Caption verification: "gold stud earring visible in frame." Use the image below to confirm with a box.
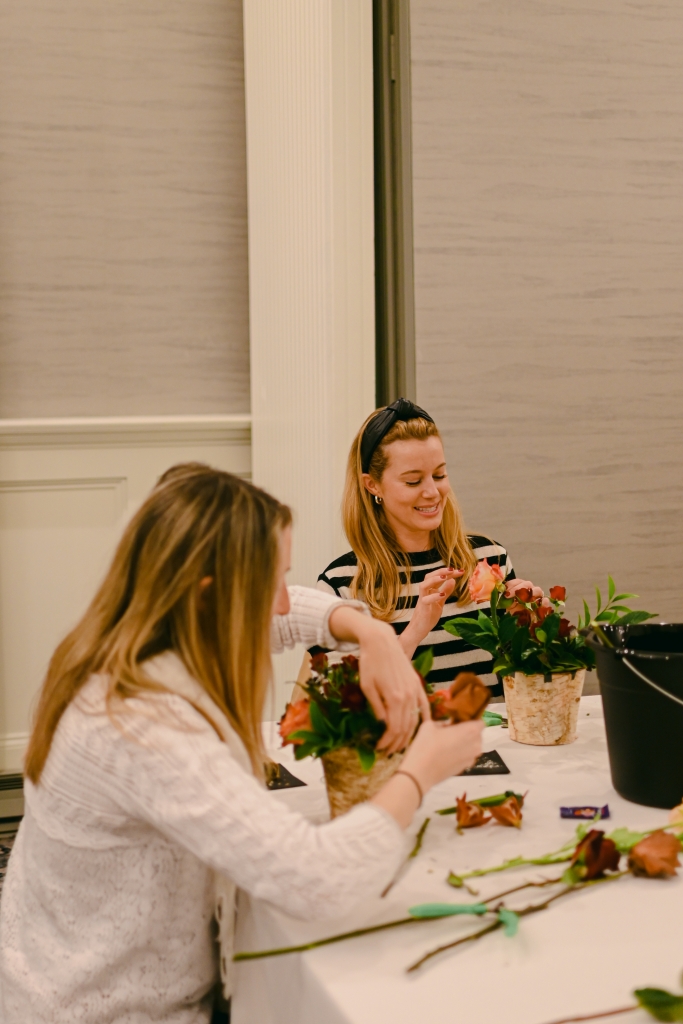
[374,495,382,505]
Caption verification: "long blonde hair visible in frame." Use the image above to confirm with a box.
[25,463,291,783]
[342,411,477,620]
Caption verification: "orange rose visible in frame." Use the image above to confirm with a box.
[279,699,312,746]
[469,560,505,603]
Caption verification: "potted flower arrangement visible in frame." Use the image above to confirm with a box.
[444,564,655,746]
[279,653,404,817]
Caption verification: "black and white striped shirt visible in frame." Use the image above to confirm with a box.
[312,536,515,697]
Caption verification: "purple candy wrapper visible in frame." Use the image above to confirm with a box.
[560,805,610,820]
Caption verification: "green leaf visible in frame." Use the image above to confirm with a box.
[535,629,547,644]
[615,610,658,626]
[595,586,602,614]
[634,988,683,1022]
[561,865,582,886]
[412,648,434,678]
[443,617,478,637]
[356,746,376,772]
[482,710,504,727]
[309,700,332,738]
[582,599,592,630]
[607,827,647,853]
[608,575,615,602]
[498,612,518,644]
[447,872,465,887]
[408,902,488,919]
[611,593,638,603]
[497,909,519,937]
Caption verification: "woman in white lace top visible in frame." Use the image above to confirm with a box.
[0,464,483,1024]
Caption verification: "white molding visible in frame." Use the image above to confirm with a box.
[0,415,252,450]
[0,732,30,773]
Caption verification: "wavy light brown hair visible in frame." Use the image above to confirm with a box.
[25,463,291,783]
[342,411,477,620]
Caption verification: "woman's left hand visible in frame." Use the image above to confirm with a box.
[328,606,430,753]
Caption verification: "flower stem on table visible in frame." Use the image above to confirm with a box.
[539,1008,638,1024]
[409,817,430,858]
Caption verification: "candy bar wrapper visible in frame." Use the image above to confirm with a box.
[560,805,610,820]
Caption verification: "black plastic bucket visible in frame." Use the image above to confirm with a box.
[587,623,683,809]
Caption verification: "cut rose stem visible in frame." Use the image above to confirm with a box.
[234,877,566,962]
[381,816,431,897]
[539,1006,638,1023]
[406,873,627,973]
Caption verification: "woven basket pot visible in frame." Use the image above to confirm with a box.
[321,747,405,818]
[503,669,586,745]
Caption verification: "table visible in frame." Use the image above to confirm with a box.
[232,698,682,1024]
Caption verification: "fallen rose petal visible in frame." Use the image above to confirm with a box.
[549,586,567,602]
[628,831,681,878]
[570,829,621,879]
[456,794,492,829]
[441,673,491,723]
[489,795,524,829]
[469,560,505,603]
[279,699,313,746]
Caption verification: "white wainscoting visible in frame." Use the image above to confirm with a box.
[0,415,251,771]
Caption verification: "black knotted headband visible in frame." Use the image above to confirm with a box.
[360,397,434,473]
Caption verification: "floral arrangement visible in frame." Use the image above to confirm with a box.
[445,567,656,680]
[279,653,386,771]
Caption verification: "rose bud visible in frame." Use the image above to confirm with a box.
[628,831,681,878]
[489,794,524,829]
[570,829,621,880]
[549,586,567,601]
[456,794,491,829]
[428,690,449,721]
[469,560,505,603]
[278,700,313,746]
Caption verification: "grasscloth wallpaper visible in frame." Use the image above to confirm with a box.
[0,0,249,417]
[410,0,683,623]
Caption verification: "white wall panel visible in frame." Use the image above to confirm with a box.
[0,415,250,770]
[243,0,375,704]
[410,0,683,624]
[0,0,249,417]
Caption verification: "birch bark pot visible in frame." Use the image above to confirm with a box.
[322,748,404,818]
[503,669,586,745]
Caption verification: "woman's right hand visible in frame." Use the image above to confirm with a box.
[371,718,484,828]
[398,567,463,659]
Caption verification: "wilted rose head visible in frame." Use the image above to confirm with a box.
[628,831,681,878]
[469,560,505,603]
[489,794,524,829]
[440,672,491,723]
[279,699,313,746]
[570,829,621,880]
[456,794,491,829]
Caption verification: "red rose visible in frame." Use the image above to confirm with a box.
[558,618,573,638]
[339,683,366,713]
[310,652,328,675]
[549,586,566,602]
[428,690,449,721]
[279,700,312,746]
[341,654,359,674]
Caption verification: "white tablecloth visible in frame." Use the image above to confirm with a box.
[232,698,682,1024]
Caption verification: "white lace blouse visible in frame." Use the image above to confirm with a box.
[0,586,406,1024]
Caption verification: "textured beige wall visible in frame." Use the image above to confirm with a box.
[410,0,683,623]
[0,0,249,417]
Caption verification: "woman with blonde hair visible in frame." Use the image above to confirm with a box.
[0,463,483,1024]
[313,399,516,695]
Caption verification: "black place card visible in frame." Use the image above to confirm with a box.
[266,763,308,790]
[459,750,510,776]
